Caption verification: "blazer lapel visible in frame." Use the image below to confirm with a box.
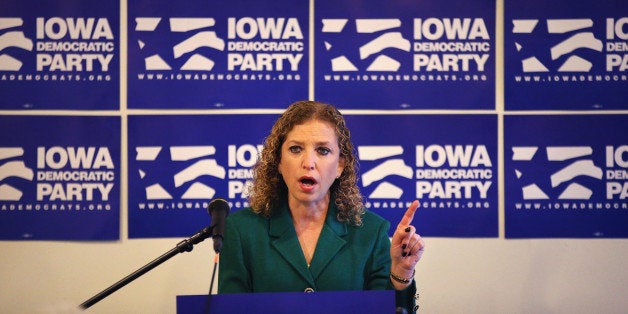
[268,205,315,287]
[309,204,348,280]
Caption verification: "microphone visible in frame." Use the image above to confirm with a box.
[207,198,230,253]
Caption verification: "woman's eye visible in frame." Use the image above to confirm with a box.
[289,146,302,153]
[317,147,331,155]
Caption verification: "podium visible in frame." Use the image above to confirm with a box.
[177,290,395,314]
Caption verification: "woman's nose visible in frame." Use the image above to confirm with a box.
[301,151,315,169]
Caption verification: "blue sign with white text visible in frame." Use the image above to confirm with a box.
[504,0,628,110]
[127,0,308,109]
[0,115,120,240]
[0,0,119,110]
[127,114,278,238]
[505,115,628,238]
[315,0,495,109]
[346,114,498,237]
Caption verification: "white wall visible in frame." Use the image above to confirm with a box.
[1,238,627,313]
[1,1,627,313]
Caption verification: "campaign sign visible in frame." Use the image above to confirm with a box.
[315,0,495,110]
[128,0,308,109]
[128,114,277,238]
[505,115,628,238]
[0,0,119,110]
[0,115,120,240]
[346,114,498,237]
[505,0,628,110]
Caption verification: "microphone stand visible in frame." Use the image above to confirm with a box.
[204,253,220,314]
[79,225,215,310]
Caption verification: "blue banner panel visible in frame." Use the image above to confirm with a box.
[346,114,498,237]
[0,0,119,110]
[0,115,120,240]
[505,115,628,238]
[315,0,495,110]
[504,0,628,110]
[127,0,308,109]
[128,114,278,238]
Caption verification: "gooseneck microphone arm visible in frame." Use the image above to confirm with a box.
[79,225,215,310]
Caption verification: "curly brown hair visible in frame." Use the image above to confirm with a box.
[248,100,365,226]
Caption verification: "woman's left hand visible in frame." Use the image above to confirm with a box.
[389,200,425,289]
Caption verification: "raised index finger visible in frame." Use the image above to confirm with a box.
[398,200,419,226]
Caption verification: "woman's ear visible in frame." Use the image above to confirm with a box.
[337,157,345,178]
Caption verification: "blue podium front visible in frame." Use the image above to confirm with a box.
[177,290,395,314]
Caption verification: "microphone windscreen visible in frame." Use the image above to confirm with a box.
[207,198,230,253]
[207,198,230,217]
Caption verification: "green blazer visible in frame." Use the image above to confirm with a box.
[218,200,416,312]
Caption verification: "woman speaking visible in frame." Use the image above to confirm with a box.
[218,100,425,313]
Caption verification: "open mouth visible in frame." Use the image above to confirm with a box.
[299,177,317,187]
